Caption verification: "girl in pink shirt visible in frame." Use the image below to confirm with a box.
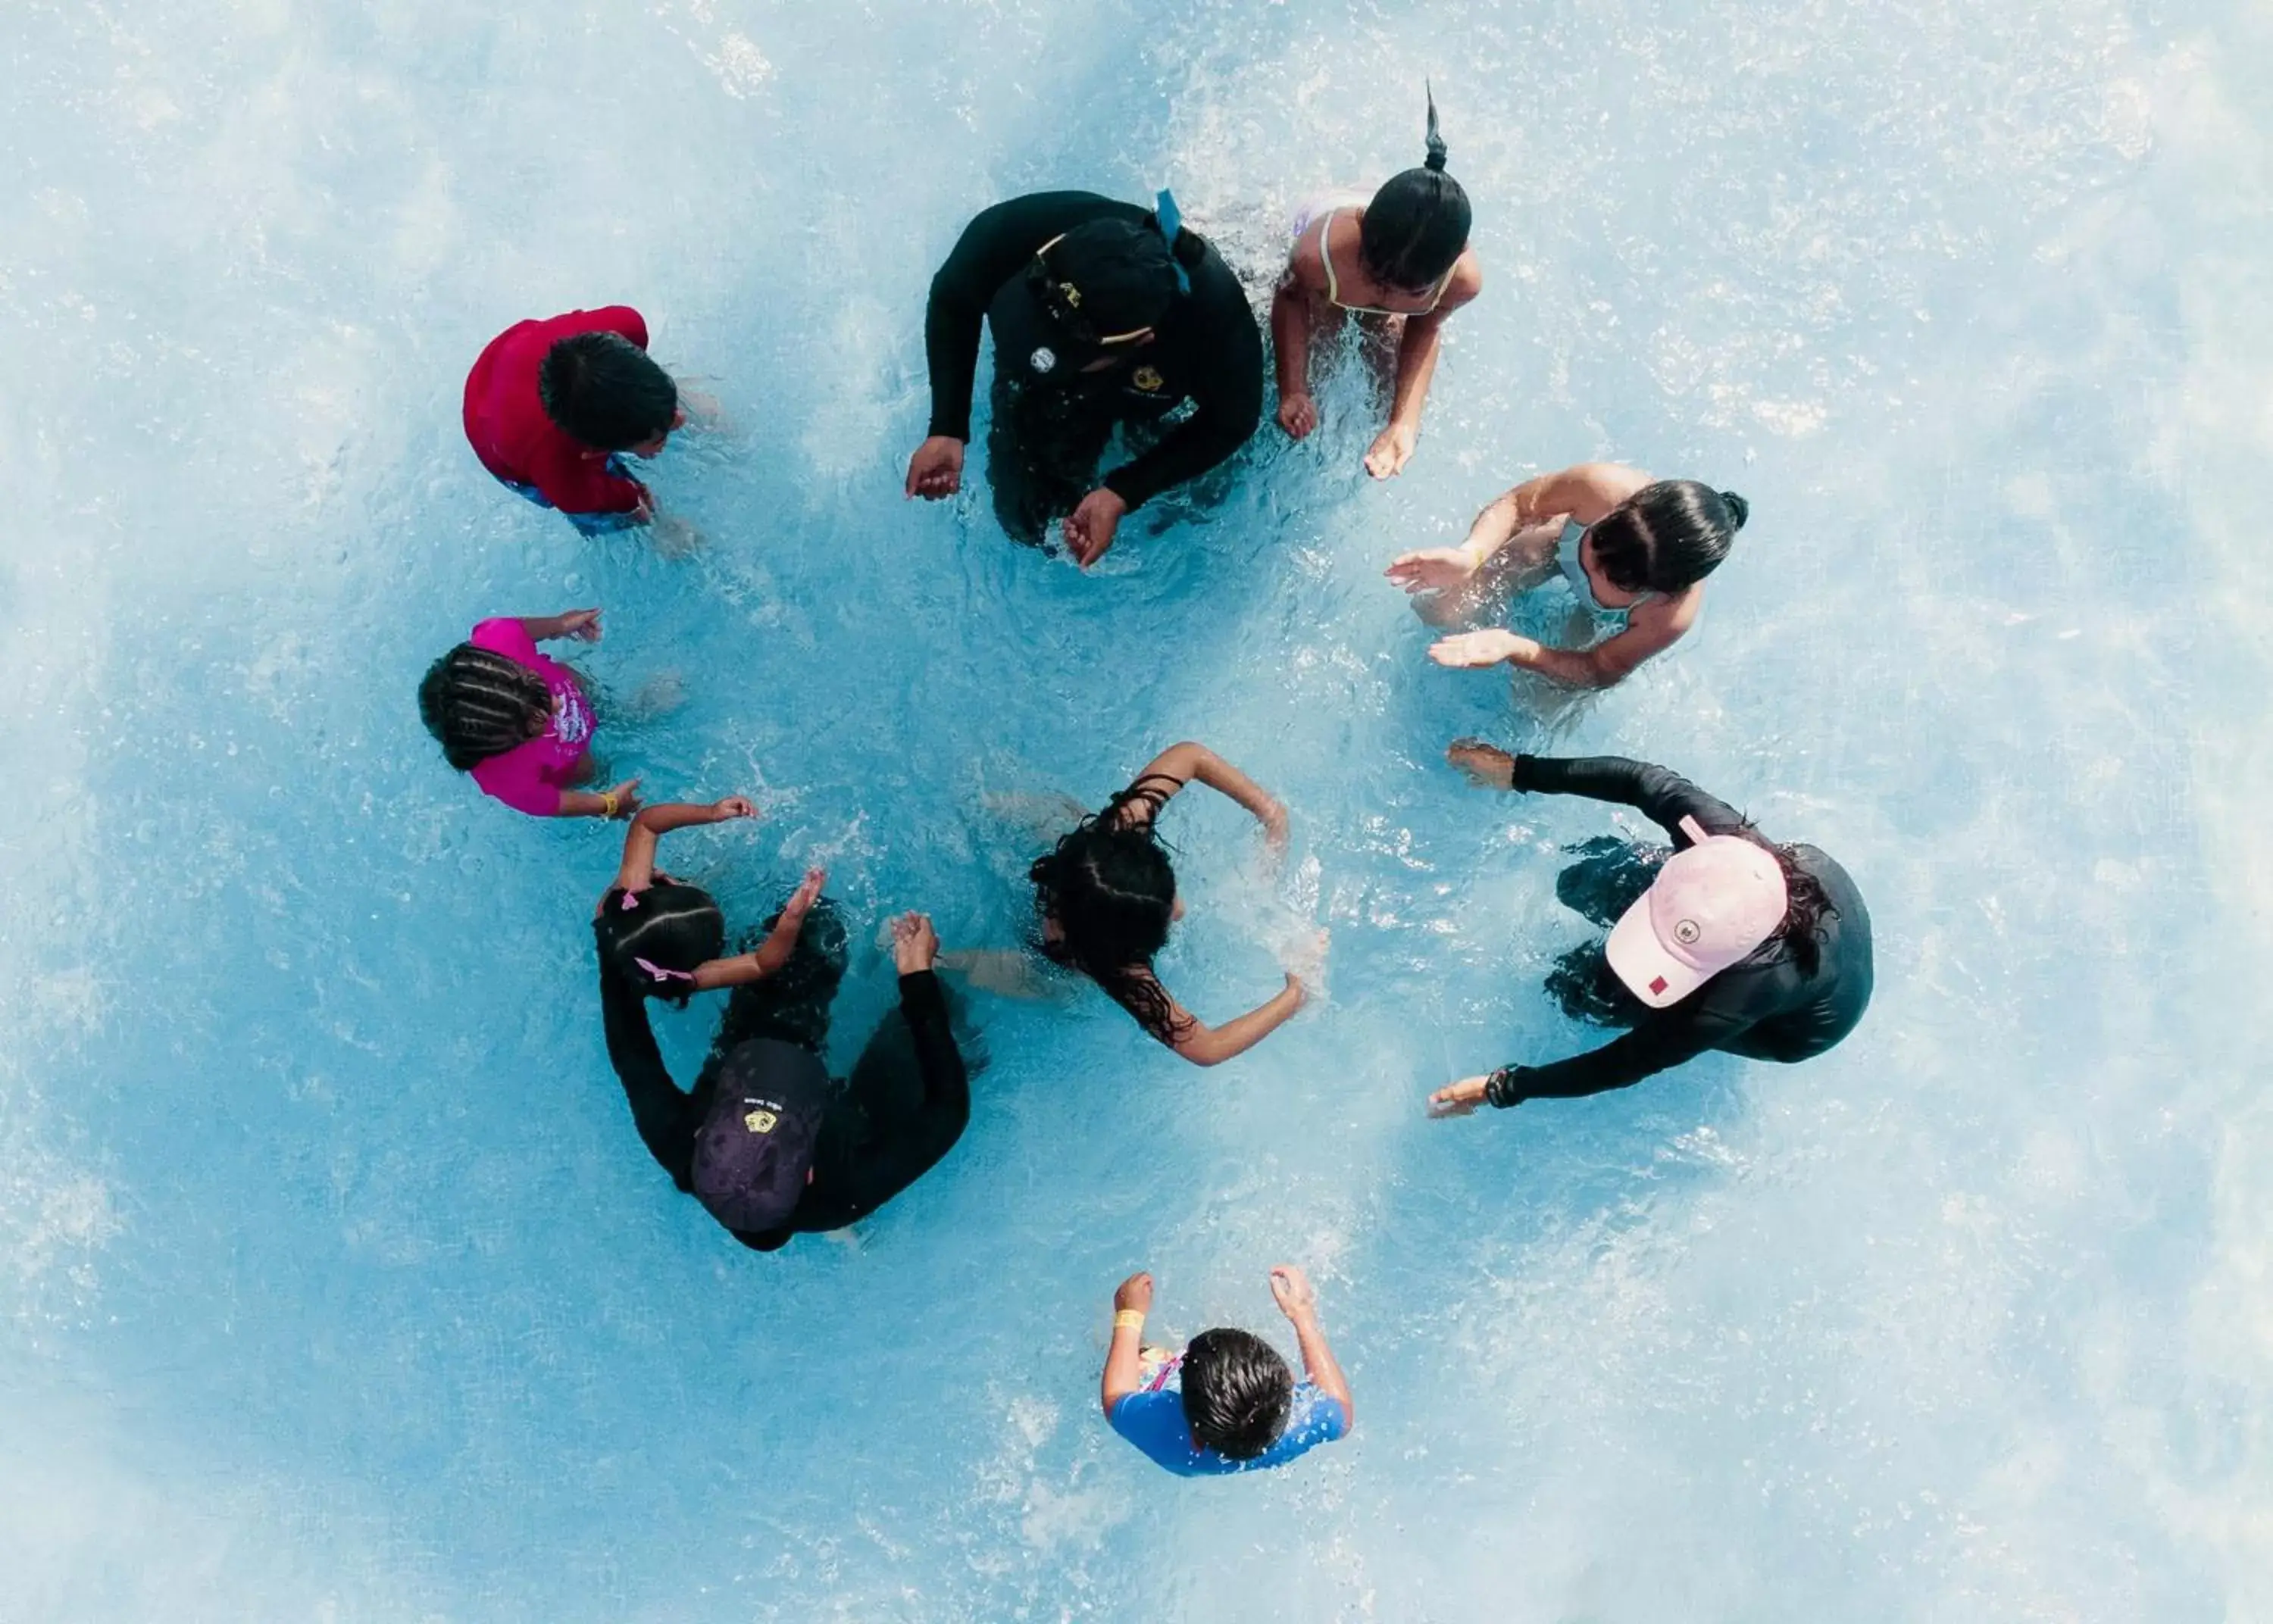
[417,610,641,819]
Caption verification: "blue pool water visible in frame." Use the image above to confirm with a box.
[4,1,2270,1618]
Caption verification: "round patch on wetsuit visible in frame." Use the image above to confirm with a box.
[1029,345,1057,374]
[1132,365,1164,392]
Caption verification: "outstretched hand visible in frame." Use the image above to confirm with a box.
[1429,629,1535,670]
[710,796,758,822]
[1446,739,1519,791]
[1427,1075,1493,1119]
[1384,549,1477,595]
[783,867,827,920]
[555,607,604,642]
[603,777,643,819]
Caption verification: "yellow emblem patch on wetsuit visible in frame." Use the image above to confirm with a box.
[1061,282,1083,308]
[1132,366,1164,392]
[744,1108,778,1135]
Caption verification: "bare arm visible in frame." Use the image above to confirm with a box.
[1128,742,1287,843]
[518,608,602,643]
[611,798,756,894]
[1101,1271,1154,1417]
[692,867,827,991]
[1458,588,1702,688]
[1271,280,1315,408]
[1155,973,1307,1068]
[1271,1265,1352,1425]
[558,777,643,821]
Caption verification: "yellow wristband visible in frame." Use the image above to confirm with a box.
[1113,1310,1145,1331]
[599,791,620,819]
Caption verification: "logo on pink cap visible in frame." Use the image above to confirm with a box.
[1604,817,1788,1008]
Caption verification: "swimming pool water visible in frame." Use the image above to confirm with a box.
[3,1,2270,1619]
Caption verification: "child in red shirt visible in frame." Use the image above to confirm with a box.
[463,308,684,536]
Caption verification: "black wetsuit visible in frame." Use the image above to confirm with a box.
[923,190,1265,542]
[1485,756,1874,1106]
[596,936,971,1251]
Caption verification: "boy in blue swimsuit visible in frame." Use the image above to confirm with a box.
[1100,1265,1353,1476]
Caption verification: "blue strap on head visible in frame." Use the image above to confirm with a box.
[1155,188,1192,295]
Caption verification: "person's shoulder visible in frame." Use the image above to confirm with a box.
[468,617,539,663]
[1437,248,1485,311]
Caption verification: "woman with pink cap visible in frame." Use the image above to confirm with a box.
[1425,747,1873,1116]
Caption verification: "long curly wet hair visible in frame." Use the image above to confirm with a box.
[1029,777,1190,1045]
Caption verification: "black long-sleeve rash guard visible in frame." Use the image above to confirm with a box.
[598,966,971,1248]
[922,190,1265,511]
[1486,755,1875,1106]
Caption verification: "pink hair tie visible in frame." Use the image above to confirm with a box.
[619,890,641,911]
[634,957,697,985]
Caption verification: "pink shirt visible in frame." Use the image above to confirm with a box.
[465,618,596,817]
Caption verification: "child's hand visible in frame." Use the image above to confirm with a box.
[1277,392,1318,439]
[1268,1265,1317,1321]
[891,911,940,974]
[783,867,827,920]
[1114,1271,1155,1315]
[1280,928,1330,988]
[554,607,604,642]
[605,778,643,819]
[1429,629,1534,670]
[905,436,966,499]
[1385,548,1478,595]
[1365,421,1418,479]
[1257,796,1290,853]
[710,796,758,822]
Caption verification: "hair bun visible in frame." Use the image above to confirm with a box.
[1423,81,1449,172]
[1719,490,1749,531]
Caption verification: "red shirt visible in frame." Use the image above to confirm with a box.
[463,308,652,516]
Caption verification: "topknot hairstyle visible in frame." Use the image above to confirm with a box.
[1358,83,1473,293]
[1587,480,1749,595]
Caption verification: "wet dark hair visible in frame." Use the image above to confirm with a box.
[1181,1329,1294,1460]
[1587,480,1749,595]
[595,879,726,1006]
[1743,833,1834,979]
[1029,777,1188,1045]
[537,333,678,451]
[1359,86,1472,293]
[418,644,550,770]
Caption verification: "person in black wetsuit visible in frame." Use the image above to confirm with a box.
[596,904,975,1251]
[1426,745,1874,1116]
[902,190,1265,567]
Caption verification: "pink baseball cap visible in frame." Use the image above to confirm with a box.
[1604,817,1788,1008]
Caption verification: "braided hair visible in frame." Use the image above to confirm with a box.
[417,644,552,770]
[1587,480,1749,595]
[1181,1329,1295,1459]
[1359,83,1473,292]
[594,880,727,1007]
[1030,776,1190,1045]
